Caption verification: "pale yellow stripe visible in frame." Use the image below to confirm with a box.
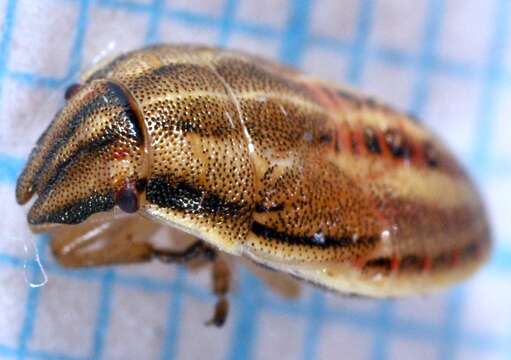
[139,89,327,115]
[331,155,477,210]
[40,110,118,183]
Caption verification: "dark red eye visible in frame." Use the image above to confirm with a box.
[115,183,139,213]
[64,83,82,100]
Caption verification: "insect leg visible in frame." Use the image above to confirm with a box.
[50,214,160,267]
[206,257,230,327]
[152,240,230,327]
[151,240,216,263]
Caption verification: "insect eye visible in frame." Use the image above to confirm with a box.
[115,182,139,213]
[64,83,82,100]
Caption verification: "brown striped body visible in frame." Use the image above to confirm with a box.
[16,45,491,297]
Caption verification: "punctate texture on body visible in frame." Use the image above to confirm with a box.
[16,44,491,298]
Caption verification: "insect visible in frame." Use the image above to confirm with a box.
[16,44,491,326]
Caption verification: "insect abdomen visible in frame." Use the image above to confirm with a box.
[82,45,491,296]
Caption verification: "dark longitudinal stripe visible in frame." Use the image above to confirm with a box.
[146,176,243,215]
[35,82,143,188]
[423,142,439,168]
[336,89,364,107]
[384,128,411,159]
[400,255,423,271]
[362,238,486,274]
[318,132,334,144]
[104,81,144,145]
[40,134,116,197]
[336,89,400,116]
[173,117,231,137]
[364,257,392,271]
[363,127,381,154]
[29,192,115,225]
[250,221,377,248]
[33,95,109,185]
[254,202,285,213]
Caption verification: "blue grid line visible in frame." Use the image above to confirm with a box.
[9,237,511,307]
[471,0,511,171]
[262,290,511,353]
[16,238,49,360]
[370,45,418,68]
[0,250,213,299]
[308,35,353,55]
[492,247,511,271]
[0,253,24,267]
[343,2,392,359]
[368,2,446,358]
[4,236,511,301]
[0,0,17,107]
[66,0,91,80]
[2,348,86,360]
[6,34,507,91]
[218,0,239,46]
[12,242,511,294]
[370,301,393,360]
[2,274,508,358]
[1,1,511,359]
[1,0,89,91]
[409,0,444,116]
[3,2,509,93]
[165,9,219,28]
[309,33,490,84]
[439,288,465,360]
[300,291,325,360]
[0,344,17,358]
[282,2,321,358]
[347,0,375,83]
[0,125,510,356]
[160,267,186,360]
[88,0,511,92]
[4,71,66,88]
[91,270,115,360]
[1,236,510,358]
[430,58,482,81]
[279,0,311,65]
[0,155,23,183]
[231,21,280,39]
[145,0,165,44]
[18,350,84,360]
[95,0,221,29]
[95,0,152,12]
[1,0,90,92]
[438,1,510,358]
[227,269,263,360]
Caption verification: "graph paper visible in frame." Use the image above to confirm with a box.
[0,0,510,359]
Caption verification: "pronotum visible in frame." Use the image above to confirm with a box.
[16,44,491,326]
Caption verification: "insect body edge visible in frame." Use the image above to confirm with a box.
[16,44,491,298]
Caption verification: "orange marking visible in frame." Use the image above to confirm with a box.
[113,149,129,160]
[332,128,340,152]
[409,139,424,167]
[303,82,338,109]
[422,256,432,273]
[337,122,352,153]
[321,86,341,107]
[376,129,393,162]
[391,256,400,273]
[351,127,367,156]
[353,256,366,270]
[451,250,461,267]
[473,242,482,258]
